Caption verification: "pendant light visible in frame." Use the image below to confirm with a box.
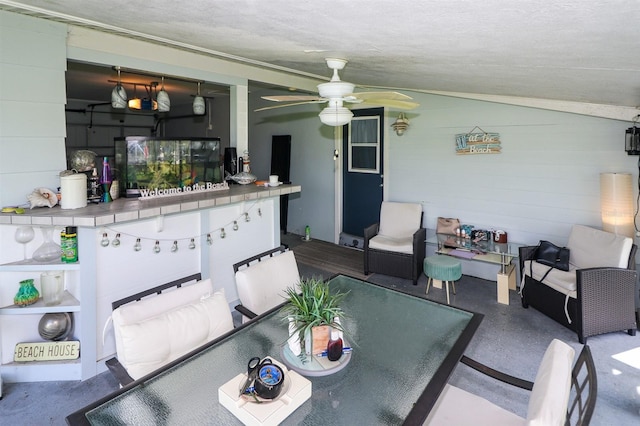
[193,81,205,115]
[127,84,141,110]
[111,66,127,109]
[156,76,170,112]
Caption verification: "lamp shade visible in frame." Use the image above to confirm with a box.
[111,84,127,109]
[157,89,170,112]
[319,105,353,126]
[600,172,635,238]
[193,96,205,115]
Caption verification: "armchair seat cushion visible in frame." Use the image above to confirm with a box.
[369,234,413,254]
[523,260,577,298]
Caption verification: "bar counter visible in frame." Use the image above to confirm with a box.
[0,183,301,228]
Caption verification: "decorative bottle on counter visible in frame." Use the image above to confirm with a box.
[100,157,113,203]
[61,226,78,263]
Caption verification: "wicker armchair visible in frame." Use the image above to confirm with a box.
[363,201,425,285]
[519,225,637,344]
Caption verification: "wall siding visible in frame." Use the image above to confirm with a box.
[0,11,67,207]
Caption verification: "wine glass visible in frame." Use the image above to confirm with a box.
[14,226,35,261]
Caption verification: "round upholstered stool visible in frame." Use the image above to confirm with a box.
[424,255,462,304]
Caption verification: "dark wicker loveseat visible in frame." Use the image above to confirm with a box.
[363,201,426,285]
[519,224,637,344]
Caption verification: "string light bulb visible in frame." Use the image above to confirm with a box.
[206,233,213,245]
[220,228,226,239]
[134,238,142,251]
[258,208,262,217]
[154,240,161,253]
[111,233,121,247]
[245,212,251,222]
[101,232,110,247]
[233,221,239,231]
[171,240,178,252]
[189,238,196,249]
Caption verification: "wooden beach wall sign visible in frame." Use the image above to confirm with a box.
[455,126,501,155]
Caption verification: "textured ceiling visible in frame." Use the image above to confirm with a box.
[3,0,640,109]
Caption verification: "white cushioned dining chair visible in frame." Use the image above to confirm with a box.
[424,339,597,426]
[107,275,234,385]
[233,246,301,322]
[363,201,425,285]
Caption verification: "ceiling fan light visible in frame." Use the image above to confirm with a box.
[319,105,353,126]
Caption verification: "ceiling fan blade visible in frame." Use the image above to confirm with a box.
[254,100,327,112]
[347,91,414,101]
[360,99,420,110]
[262,95,322,102]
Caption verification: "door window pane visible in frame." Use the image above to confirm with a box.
[349,116,379,173]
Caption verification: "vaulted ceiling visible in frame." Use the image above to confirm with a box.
[3,0,640,115]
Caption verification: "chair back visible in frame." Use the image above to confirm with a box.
[526,339,576,425]
[112,277,234,380]
[378,201,422,239]
[234,250,300,320]
[565,345,597,426]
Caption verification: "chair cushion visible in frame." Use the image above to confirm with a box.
[424,384,526,426]
[567,224,632,269]
[526,339,575,426]
[235,250,300,319]
[523,260,577,298]
[369,234,413,254]
[377,201,422,240]
[112,279,233,380]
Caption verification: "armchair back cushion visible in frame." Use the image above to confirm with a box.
[112,278,233,380]
[377,201,423,239]
[526,339,575,425]
[235,250,300,318]
[568,224,632,269]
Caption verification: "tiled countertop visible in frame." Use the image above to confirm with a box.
[0,184,301,228]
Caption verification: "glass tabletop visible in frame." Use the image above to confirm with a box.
[426,230,524,265]
[69,275,482,426]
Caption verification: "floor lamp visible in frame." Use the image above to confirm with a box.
[600,172,635,238]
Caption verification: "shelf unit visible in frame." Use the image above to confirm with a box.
[0,227,96,383]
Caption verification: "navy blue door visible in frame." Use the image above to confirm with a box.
[342,108,384,237]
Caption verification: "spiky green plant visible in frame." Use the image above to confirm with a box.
[282,276,348,345]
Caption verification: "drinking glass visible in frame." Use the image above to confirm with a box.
[14,226,35,260]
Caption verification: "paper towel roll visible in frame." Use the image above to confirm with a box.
[60,173,87,209]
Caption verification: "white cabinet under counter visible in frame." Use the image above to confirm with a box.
[0,184,300,382]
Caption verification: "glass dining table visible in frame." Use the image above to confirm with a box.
[66,274,483,425]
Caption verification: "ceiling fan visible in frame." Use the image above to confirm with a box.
[255,58,419,126]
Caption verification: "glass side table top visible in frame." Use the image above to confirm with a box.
[72,275,482,426]
[426,229,525,265]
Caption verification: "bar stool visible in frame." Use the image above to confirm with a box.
[424,255,462,304]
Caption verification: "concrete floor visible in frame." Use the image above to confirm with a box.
[1,235,638,425]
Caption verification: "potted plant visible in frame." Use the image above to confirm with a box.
[282,277,348,356]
